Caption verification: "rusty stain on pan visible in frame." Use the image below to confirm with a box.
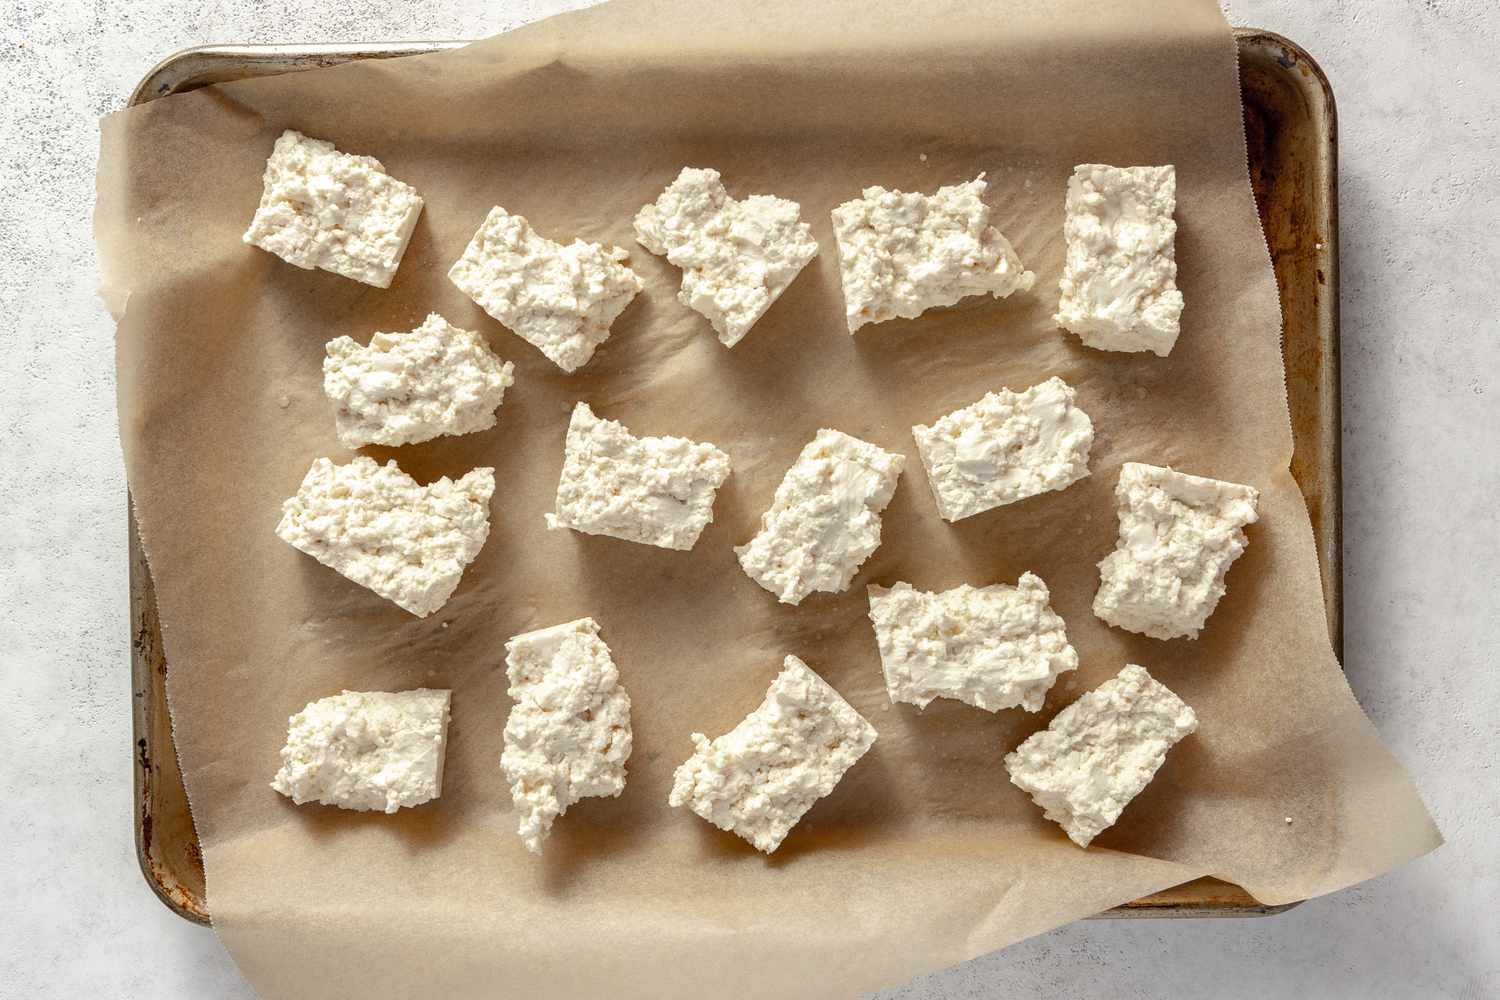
[126,29,1339,924]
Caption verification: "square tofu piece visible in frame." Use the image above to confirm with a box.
[912,377,1094,522]
[1055,164,1184,356]
[242,130,424,288]
[867,572,1077,713]
[1005,665,1197,848]
[669,655,876,853]
[448,206,644,373]
[276,456,494,618]
[271,689,451,814]
[322,313,515,448]
[1094,463,1260,640]
[546,402,731,550]
[735,429,905,605]
[502,618,633,854]
[634,167,819,347]
[831,174,1035,333]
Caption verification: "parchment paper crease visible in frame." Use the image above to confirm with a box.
[96,0,1441,996]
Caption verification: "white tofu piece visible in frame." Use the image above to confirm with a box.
[668,655,876,853]
[242,130,424,288]
[830,173,1035,333]
[1055,164,1184,356]
[634,167,819,347]
[322,313,515,448]
[912,377,1094,522]
[1094,463,1260,640]
[271,688,451,814]
[735,429,905,605]
[276,456,494,618]
[1004,665,1197,848]
[867,572,1077,713]
[501,618,633,854]
[448,206,644,373]
[545,402,731,551]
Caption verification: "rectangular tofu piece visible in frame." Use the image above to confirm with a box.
[448,206,644,373]
[276,456,494,618]
[1005,665,1197,848]
[831,174,1035,333]
[322,312,515,448]
[735,429,905,604]
[242,130,423,288]
[546,402,732,551]
[271,689,451,813]
[1094,463,1260,640]
[867,572,1078,713]
[912,377,1094,522]
[1055,164,1184,356]
[669,655,876,853]
[634,167,819,347]
[502,618,633,854]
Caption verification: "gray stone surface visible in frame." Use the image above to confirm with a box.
[2,1,1495,997]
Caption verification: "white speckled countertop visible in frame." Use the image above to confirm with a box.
[2,1,1496,996]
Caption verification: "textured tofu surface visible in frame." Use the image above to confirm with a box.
[635,167,819,347]
[1055,164,1183,356]
[831,174,1035,333]
[501,618,633,854]
[270,689,451,814]
[546,402,732,550]
[1094,462,1260,640]
[322,313,515,448]
[668,655,877,853]
[1004,665,1197,847]
[735,429,905,604]
[448,206,644,372]
[912,377,1094,522]
[275,456,494,617]
[242,130,424,288]
[867,572,1077,713]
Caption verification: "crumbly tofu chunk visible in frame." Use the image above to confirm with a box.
[448,206,644,372]
[545,402,731,550]
[322,313,514,448]
[1055,164,1184,356]
[1004,665,1197,847]
[501,618,633,854]
[831,174,1035,333]
[912,377,1094,522]
[276,456,494,617]
[271,689,451,814]
[735,430,905,605]
[669,655,876,853]
[1094,463,1260,640]
[867,572,1077,713]
[242,130,424,288]
[634,167,819,347]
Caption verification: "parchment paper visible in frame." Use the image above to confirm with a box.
[96,0,1441,996]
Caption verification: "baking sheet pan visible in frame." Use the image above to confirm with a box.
[126,28,1339,925]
